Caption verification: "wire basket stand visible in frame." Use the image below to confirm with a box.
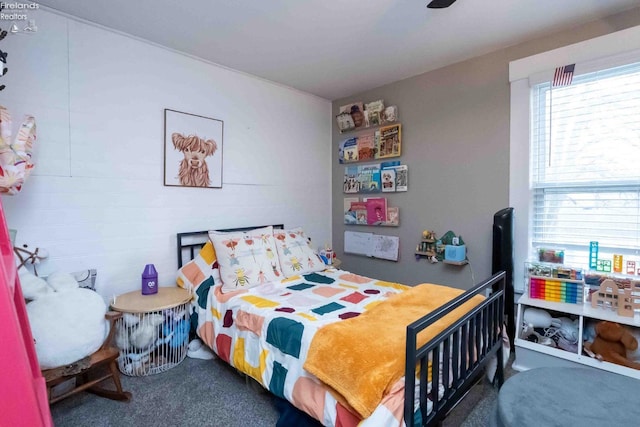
[111,288,191,376]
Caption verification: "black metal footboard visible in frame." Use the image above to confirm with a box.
[404,271,506,427]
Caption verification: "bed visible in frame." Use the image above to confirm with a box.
[176,225,506,427]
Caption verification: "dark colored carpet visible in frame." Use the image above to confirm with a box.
[51,355,515,426]
[51,357,279,427]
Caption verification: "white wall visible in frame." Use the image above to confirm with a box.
[1,9,332,299]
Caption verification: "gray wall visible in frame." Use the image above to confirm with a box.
[332,7,640,289]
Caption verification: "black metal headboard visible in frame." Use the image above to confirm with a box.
[177,224,284,268]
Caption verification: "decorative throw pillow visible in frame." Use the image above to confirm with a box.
[176,240,221,291]
[209,226,283,293]
[273,227,326,278]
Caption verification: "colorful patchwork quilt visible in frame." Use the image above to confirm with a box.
[193,268,443,427]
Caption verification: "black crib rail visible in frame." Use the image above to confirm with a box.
[404,271,505,427]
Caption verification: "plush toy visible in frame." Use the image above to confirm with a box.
[23,270,108,370]
[116,308,191,375]
[625,326,640,363]
[19,269,52,300]
[115,313,164,350]
[584,321,640,370]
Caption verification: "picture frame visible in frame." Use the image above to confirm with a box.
[164,109,224,188]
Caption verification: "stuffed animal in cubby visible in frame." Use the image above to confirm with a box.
[584,321,640,370]
[22,270,108,369]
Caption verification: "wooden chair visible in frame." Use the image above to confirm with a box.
[42,311,132,404]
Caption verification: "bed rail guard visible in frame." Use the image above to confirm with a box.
[404,271,506,427]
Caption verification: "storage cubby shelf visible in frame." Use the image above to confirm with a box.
[515,292,640,380]
[517,295,640,328]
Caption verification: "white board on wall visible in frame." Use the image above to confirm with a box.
[344,231,399,261]
[345,231,373,257]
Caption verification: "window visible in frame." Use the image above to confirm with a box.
[530,62,640,269]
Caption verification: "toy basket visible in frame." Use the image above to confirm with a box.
[114,303,190,376]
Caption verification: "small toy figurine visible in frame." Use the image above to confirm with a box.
[422,230,436,240]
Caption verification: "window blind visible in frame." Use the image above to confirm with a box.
[530,62,640,268]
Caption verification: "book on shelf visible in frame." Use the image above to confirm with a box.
[364,197,387,225]
[337,99,398,134]
[350,201,368,225]
[364,100,385,127]
[344,163,402,194]
[338,102,365,131]
[393,164,408,192]
[339,137,359,163]
[358,164,381,193]
[357,133,376,161]
[377,123,402,159]
[343,197,360,224]
[381,168,396,192]
[382,105,398,124]
[343,166,360,193]
[386,207,399,226]
[381,160,401,169]
[336,111,355,133]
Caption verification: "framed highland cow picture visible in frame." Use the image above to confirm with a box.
[164,109,224,188]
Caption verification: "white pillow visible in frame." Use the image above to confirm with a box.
[209,226,283,293]
[273,227,326,278]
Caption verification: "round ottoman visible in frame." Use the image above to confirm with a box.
[493,367,640,427]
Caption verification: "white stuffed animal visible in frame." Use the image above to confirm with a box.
[23,271,108,370]
[19,269,52,300]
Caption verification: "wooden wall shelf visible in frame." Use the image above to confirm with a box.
[443,260,468,266]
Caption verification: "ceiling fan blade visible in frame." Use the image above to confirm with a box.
[427,0,457,8]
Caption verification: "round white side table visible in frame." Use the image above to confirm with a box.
[111,287,192,376]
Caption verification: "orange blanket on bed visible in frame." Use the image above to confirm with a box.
[303,283,484,419]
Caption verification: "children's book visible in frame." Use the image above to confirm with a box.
[365,197,387,225]
[381,168,396,192]
[357,133,376,161]
[336,111,355,133]
[382,105,398,124]
[364,100,385,127]
[377,123,402,159]
[343,166,360,193]
[358,164,381,193]
[339,102,366,130]
[380,160,401,169]
[340,137,359,163]
[350,201,368,225]
[343,197,359,224]
[386,207,399,226]
[393,164,408,192]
